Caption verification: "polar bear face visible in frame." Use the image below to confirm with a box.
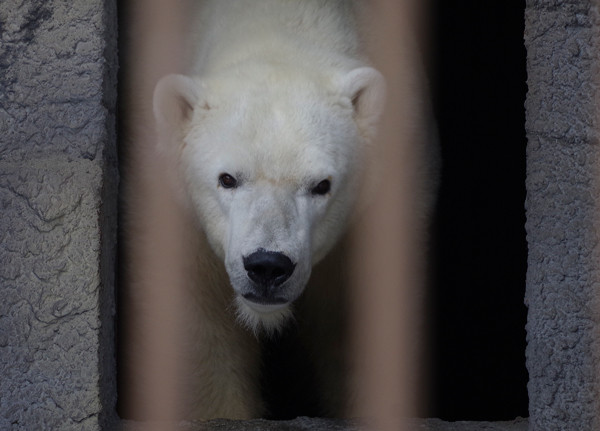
[154,66,384,334]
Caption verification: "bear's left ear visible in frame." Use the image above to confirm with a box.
[153,74,203,149]
[339,67,386,141]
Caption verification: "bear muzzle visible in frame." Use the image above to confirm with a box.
[242,249,296,305]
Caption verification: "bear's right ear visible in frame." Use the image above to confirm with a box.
[153,74,202,147]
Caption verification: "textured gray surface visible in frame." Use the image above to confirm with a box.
[0,1,118,430]
[0,2,114,162]
[524,1,600,430]
[122,417,529,431]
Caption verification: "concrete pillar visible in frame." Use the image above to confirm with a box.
[524,1,600,430]
[0,1,118,430]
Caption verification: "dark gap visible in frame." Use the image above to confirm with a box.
[427,0,529,421]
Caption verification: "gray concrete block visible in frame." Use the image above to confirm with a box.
[0,0,118,429]
[0,160,117,430]
[0,1,117,162]
[524,1,600,429]
[524,3,600,140]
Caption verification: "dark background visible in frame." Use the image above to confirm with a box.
[427,0,529,421]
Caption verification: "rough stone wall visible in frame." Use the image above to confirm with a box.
[0,1,118,430]
[524,1,600,430]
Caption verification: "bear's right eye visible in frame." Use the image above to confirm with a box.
[218,173,238,189]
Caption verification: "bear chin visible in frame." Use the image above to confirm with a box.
[234,296,295,337]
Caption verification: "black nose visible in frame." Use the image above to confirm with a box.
[243,250,295,288]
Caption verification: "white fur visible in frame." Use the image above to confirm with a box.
[234,296,295,337]
[150,0,386,419]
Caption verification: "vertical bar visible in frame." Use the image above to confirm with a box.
[120,0,189,427]
[351,0,429,429]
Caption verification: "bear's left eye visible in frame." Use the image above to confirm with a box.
[311,179,331,196]
[218,173,238,189]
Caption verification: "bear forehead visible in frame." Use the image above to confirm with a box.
[186,68,358,181]
[194,84,353,153]
[203,64,352,119]
[221,138,338,183]
[211,104,352,178]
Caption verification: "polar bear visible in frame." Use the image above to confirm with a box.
[142,0,390,420]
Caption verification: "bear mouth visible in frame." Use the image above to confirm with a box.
[240,294,290,312]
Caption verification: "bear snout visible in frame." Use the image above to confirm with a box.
[242,249,296,302]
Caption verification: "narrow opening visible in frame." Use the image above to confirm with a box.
[115,0,529,422]
[427,0,529,420]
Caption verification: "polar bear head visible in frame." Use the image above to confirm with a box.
[154,65,384,334]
